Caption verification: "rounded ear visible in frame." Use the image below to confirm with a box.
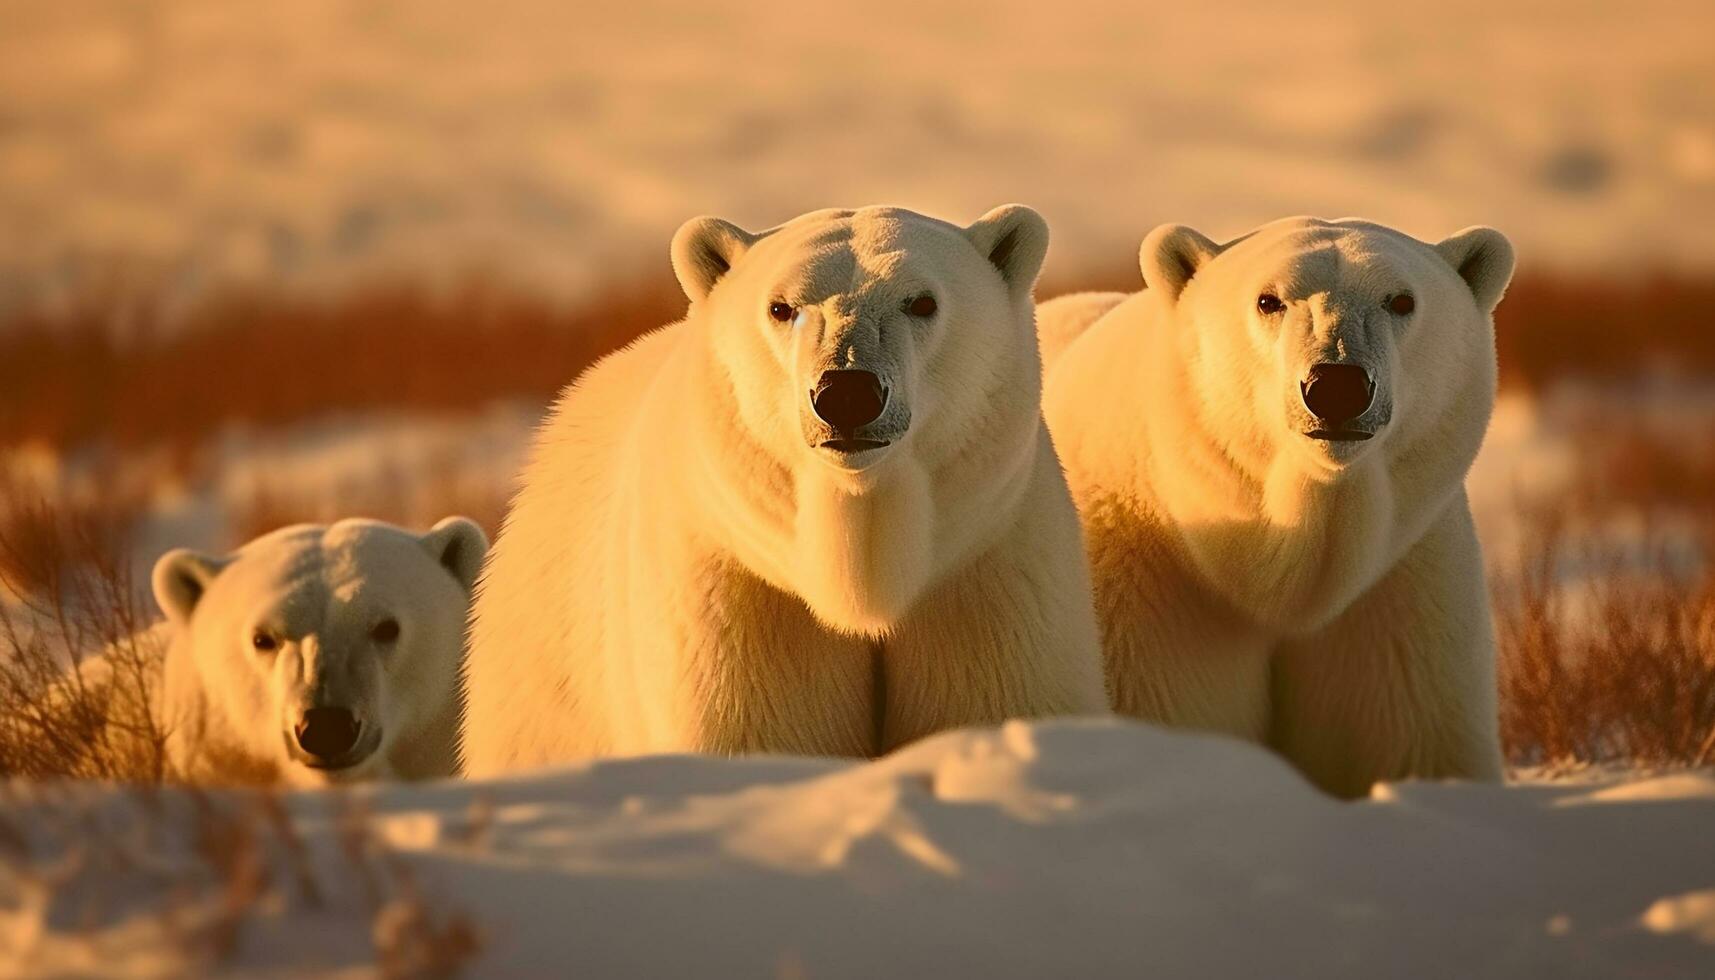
[422,516,489,593]
[670,216,758,303]
[151,549,228,625]
[1434,226,1515,314]
[1139,224,1221,303]
[964,204,1050,299]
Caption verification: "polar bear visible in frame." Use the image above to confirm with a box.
[1040,217,1515,798]
[149,517,487,786]
[461,205,1108,773]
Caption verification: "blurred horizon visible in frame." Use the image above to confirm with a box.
[2,0,1712,324]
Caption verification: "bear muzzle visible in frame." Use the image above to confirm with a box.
[1300,363,1379,441]
[812,370,887,430]
[286,705,382,771]
[807,369,906,459]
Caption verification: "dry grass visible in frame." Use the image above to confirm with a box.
[3,269,1713,455]
[0,475,169,782]
[0,273,682,453]
[0,464,145,601]
[1497,525,1715,766]
[1494,405,1715,767]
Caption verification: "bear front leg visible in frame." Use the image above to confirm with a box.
[661,561,880,758]
[1082,501,1275,742]
[879,478,1110,753]
[1269,498,1505,798]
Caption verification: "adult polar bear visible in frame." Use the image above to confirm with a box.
[462,205,1107,772]
[151,517,487,785]
[1040,217,1515,798]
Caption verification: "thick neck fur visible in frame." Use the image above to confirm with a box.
[1086,299,1488,633]
[672,320,1042,636]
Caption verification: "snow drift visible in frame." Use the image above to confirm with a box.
[3,718,1713,977]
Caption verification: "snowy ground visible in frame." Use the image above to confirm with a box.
[3,718,1714,978]
[1,0,1712,320]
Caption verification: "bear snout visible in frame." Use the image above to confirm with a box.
[1300,363,1375,428]
[811,370,888,432]
[294,706,363,763]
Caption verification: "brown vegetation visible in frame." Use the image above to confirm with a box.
[0,273,683,453]
[1494,272,1715,393]
[1493,403,1715,767]
[0,475,167,781]
[1496,524,1715,766]
[3,270,1713,455]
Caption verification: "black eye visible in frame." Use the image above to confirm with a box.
[1387,293,1416,316]
[767,301,796,323]
[251,631,278,653]
[370,618,400,644]
[905,294,938,318]
[1256,293,1285,315]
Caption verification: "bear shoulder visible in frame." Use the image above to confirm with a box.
[1037,291,1130,371]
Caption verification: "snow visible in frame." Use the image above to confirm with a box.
[4,718,1714,977]
[2,0,1713,320]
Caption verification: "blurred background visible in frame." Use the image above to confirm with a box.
[2,0,1713,766]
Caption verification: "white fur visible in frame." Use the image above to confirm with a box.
[1042,216,1515,797]
[150,516,487,786]
[462,205,1107,773]
[1038,291,1127,371]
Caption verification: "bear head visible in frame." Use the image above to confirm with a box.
[670,204,1049,493]
[151,516,487,785]
[1140,216,1514,482]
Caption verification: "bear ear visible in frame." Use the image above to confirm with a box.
[421,516,489,593]
[964,204,1050,299]
[1434,226,1516,314]
[670,216,759,303]
[1139,224,1222,303]
[151,549,229,626]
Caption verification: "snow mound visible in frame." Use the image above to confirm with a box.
[4,718,1714,977]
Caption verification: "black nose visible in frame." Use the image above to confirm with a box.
[811,370,887,430]
[1301,363,1374,425]
[295,707,361,761]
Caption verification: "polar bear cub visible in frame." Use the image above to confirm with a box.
[461,205,1108,773]
[1041,217,1515,797]
[150,517,487,785]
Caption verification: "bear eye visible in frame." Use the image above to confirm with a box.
[767,301,796,323]
[1256,293,1286,315]
[1387,293,1416,316]
[370,618,401,645]
[905,294,938,318]
[251,630,279,653]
